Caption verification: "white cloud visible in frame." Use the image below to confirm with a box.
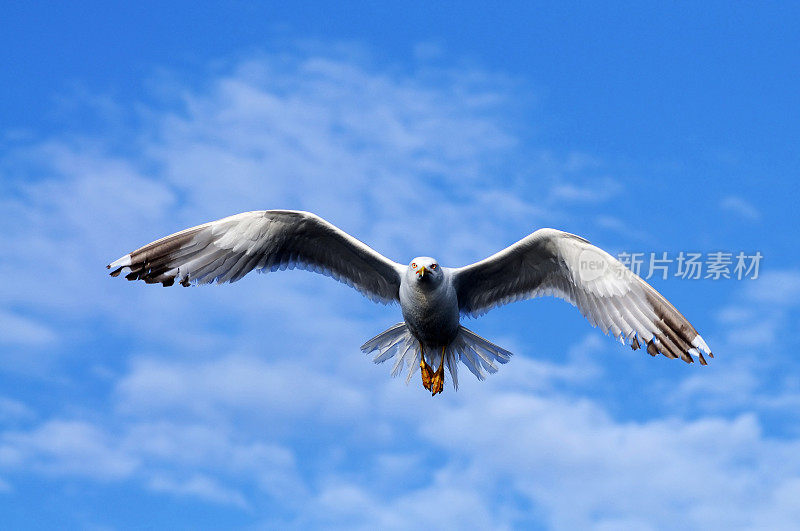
[549,177,621,203]
[593,214,653,243]
[721,195,761,222]
[0,310,57,346]
[0,397,34,422]
[6,332,800,528]
[115,355,369,425]
[411,393,800,529]
[743,270,800,306]
[0,420,137,480]
[298,479,504,531]
[713,270,800,349]
[674,269,800,422]
[0,415,307,507]
[147,473,249,508]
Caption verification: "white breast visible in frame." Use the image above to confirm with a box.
[399,276,460,346]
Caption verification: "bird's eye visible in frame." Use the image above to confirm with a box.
[411,262,417,268]
[431,264,438,270]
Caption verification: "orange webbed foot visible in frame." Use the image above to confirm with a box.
[420,353,434,392]
[430,347,446,396]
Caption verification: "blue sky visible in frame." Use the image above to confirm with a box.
[1,2,800,529]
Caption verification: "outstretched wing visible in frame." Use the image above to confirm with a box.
[452,228,712,364]
[108,210,404,304]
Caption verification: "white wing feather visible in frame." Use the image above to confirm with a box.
[453,228,712,364]
[108,210,404,304]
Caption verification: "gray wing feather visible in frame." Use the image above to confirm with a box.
[108,210,404,304]
[453,228,712,364]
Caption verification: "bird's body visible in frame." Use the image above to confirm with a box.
[399,259,459,347]
[108,210,713,395]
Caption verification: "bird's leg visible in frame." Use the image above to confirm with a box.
[430,346,446,396]
[419,343,434,392]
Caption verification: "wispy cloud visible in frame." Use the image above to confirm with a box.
[675,269,800,424]
[0,397,34,423]
[115,355,369,424]
[721,195,761,222]
[743,270,800,306]
[549,177,621,204]
[0,311,56,346]
[147,474,250,508]
[0,420,137,480]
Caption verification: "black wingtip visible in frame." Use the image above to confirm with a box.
[646,340,658,357]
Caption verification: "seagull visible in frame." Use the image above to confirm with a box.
[108,210,712,395]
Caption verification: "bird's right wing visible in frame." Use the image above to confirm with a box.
[452,228,712,364]
[108,210,404,304]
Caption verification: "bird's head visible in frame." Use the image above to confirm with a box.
[408,257,442,287]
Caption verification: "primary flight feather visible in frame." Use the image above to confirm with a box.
[108,210,712,395]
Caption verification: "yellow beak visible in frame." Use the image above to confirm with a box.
[417,266,427,278]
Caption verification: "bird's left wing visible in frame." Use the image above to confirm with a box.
[452,228,712,363]
[108,210,404,304]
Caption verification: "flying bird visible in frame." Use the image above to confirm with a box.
[108,210,712,395]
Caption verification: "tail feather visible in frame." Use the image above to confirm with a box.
[360,324,513,391]
[446,349,459,389]
[372,334,411,364]
[361,323,407,354]
[390,338,415,378]
[405,350,422,385]
[458,342,486,380]
[459,327,513,363]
